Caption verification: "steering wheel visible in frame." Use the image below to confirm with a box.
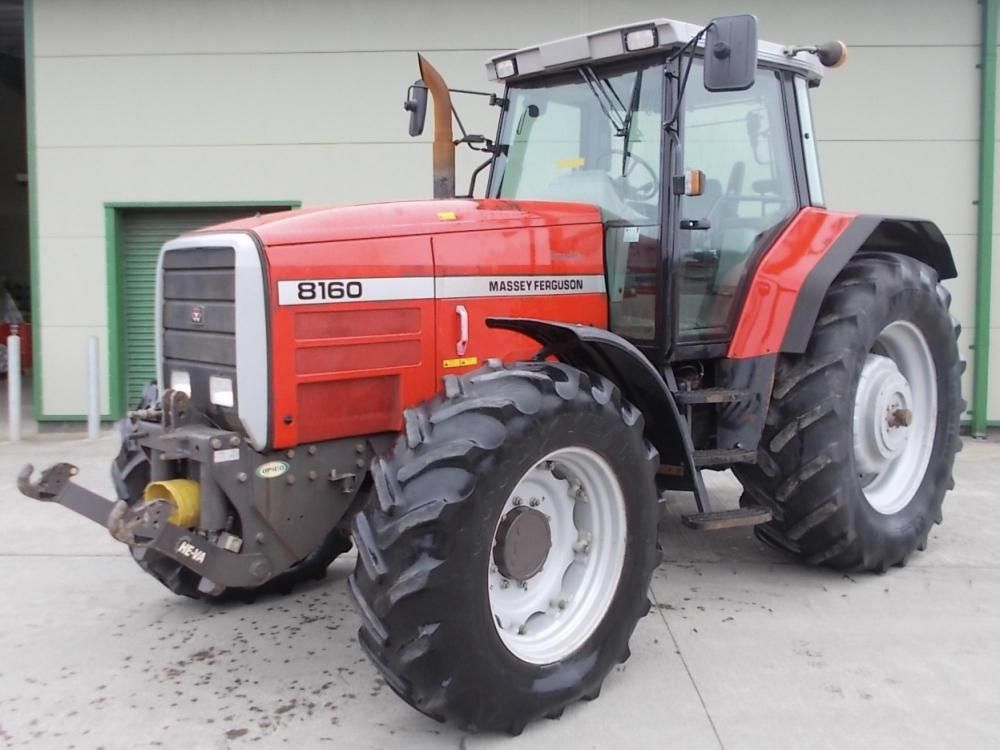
[594,150,660,202]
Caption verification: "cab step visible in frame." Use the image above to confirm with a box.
[692,448,757,467]
[673,388,755,405]
[681,507,772,531]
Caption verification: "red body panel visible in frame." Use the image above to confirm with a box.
[206,198,861,448]
[266,235,438,448]
[727,207,856,359]
[431,224,607,381]
[251,199,606,449]
[215,198,602,245]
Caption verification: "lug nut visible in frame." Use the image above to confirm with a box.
[237,472,248,483]
[529,497,540,507]
[286,474,296,485]
[500,579,509,589]
[308,445,317,455]
[308,470,317,481]
[286,449,295,459]
[229,435,241,447]
[513,496,523,506]
[210,438,222,449]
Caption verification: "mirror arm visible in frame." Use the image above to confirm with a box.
[663,32,705,129]
[461,156,495,199]
[449,88,508,109]
[453,134,498,154]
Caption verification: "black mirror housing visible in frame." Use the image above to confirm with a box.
[703,14,759,92]
[404,80,428,137]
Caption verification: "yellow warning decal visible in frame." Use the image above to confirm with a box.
[437,211,457,221]
[556,156,586,169]
[442,356,479,369]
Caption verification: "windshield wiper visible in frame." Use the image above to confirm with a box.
[579,66,627,134]
[620,69,643,177]
[579,67,644,178]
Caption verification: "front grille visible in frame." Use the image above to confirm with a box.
[161,246,239,427]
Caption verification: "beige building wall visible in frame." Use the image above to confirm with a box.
[30,0,984,417]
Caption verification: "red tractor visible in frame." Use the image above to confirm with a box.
[19,15,962,735]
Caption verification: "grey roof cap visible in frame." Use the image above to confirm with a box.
[486,17,824,84]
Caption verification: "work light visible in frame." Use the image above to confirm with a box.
[624,26,657,51]
[495,58,517,78]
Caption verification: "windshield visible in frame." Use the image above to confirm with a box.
[488,59,664,223]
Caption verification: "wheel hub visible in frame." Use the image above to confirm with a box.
[851,320,938,515]
[853,354,913,476]
[487,446,626,665]
[493,506,551,581]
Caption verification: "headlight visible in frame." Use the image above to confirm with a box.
[494,58,517,78]
[170,370,191,396]
[209,375,234,408]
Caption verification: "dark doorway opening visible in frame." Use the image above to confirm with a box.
[0,0,29,424]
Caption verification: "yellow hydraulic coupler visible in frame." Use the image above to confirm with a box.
[143,479,201,528]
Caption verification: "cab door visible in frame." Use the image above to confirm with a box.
[672,62,802,350]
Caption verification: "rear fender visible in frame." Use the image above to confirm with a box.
[730,210,957,358]
[486,317,695,475]
[782,214,956,354]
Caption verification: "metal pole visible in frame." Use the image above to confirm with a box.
[87,336,100,439]
[7,333,21,442]
[973,0,998,437]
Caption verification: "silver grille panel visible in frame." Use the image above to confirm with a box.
[157,233,270,450]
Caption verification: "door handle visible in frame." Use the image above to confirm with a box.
[456,305,469,356]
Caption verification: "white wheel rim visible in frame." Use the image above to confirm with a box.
[487,446,626,665]
[852,320,937,514]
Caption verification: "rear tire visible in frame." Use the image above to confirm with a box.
[111,391,352,601]
[736,253,963,571]
[350,361,659,734]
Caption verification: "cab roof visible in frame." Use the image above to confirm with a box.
[486,17,824,84]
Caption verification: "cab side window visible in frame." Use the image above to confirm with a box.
[677,64,797,338]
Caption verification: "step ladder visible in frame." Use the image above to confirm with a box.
[664,370,771,531]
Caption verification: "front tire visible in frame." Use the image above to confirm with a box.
[737,253,963,571]
[350,361,659,734]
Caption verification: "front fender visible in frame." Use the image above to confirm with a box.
[486,317,695,479]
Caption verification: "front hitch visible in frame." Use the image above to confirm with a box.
[16,463,275,588]
[18,462,173,544]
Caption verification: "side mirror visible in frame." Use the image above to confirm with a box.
[404,80,428,137]
[703,14,759,92]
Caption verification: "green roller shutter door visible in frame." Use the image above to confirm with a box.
[119,206,290,409]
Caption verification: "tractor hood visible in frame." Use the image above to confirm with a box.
[202,199,603,246]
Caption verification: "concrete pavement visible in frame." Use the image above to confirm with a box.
[0,431,997,749]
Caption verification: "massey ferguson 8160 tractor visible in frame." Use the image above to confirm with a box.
[19,15,962,734]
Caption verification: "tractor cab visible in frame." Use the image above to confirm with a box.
[479,16,841,361]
